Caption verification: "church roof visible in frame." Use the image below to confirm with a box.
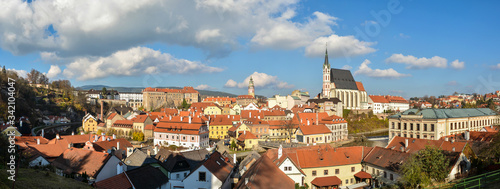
[330,68,359,90]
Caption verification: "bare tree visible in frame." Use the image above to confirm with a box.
[280,119,298,144]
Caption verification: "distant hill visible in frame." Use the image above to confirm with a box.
[76,85,238,97]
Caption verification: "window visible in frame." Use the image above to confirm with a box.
[312,170,317,176]
[424,124,427,131]
[392,122,395,129]
[398,123,401,129]
[183,136,186,140]
[431,124,435,131]
[372,168,375,174]
[384,171,387,178]
[417,124,420,131]
[192,137,195,140]
[351,167,355,172]
[284,167,288,171]
[390,174,394,181]
[336,169,339,174]
[377,170,380,175]
[324,170,328,175]
[351,178,353,184]
[346,179,349,184]
[199,172,206,181]
[176,174,180,179]
[404,123,407,130]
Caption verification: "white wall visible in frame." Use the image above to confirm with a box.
[279,158,304,186]
[95,155,123,182]
[29,156,50,167]
[183,165,223,189]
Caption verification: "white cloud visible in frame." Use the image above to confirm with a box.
[354,59,410,79]
[0,0,344,59]
[61,46,223,80]
[450,60,465,70]
[361,20,377,26]
[491,63,500,69]
[251,11,337,49]
[225,72,293,89]
[195,84,215,90]
[7,69,27,78]
[46,65,61,78]
[224,79,238,88]
[341,65,352,70]
[305,34,377,58]
[385,54,448,69]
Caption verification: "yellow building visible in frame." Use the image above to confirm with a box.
[237,131,260,150]
[82,114,98,133]
[228,123,250,142]
[264,145,371,188]
[208,115,235,139]
[204,105,222,115]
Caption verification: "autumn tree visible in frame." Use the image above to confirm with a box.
[280,119,298,143]
[401,146,449,188]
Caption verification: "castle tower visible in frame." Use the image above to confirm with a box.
[248,76,255,97]
[322,47,331,98]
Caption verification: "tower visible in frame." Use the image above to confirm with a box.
[322,47,331,98]
[248,77,255,97]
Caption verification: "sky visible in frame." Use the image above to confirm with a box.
[1,0,500,98]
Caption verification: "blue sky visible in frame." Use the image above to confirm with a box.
[1,0,500,98]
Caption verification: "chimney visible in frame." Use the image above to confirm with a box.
[445,137,449,141]
[68,143,71,149]
[41,129,44,138]
[36,138,40,145]
[189,116,192,124]
[180,116,183,122]
[452,147,455,152]
[400,146,404,152]
[465,130,470,140]
[307,120,310,126]
[278,145,283,159]
[147,149,151,156]
[249,112,252,118]
[258,116,260,119]
[126,147,133,158]
[80,131,84,135]
[316,112,319,125]
[154,145,158,155]
[71,131,74,136]
[234,153,237,164]
[102,133,105,141]
[245,178,249,185]
[228,115,230,118]
[100,100,104,120]
[405,138,408,148]
[244,130,246,135]
[56,134,60,140]
[117,142,120,150]
[113,134,116,139]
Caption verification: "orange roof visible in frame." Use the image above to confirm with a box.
[241,110,265,119]
[132,115,150,123]
[355,82,365,91]
[15,136,49,149]
[27,139,70,159]
[311,176,342,187]
[145,124,155,130]
[385,95,408,103]
[95,173,132,189]
[483,126,499,132]
[48,134,112,145]
[189,102,219,111]
[113,120,134,128]
[299,124,332,135]
[154,122,207,135]
[297,112,329,126]
[199,151,234,182]
[369,95,389,103]
[203,97,236,103]
[209,115,238,125]
[235,156,295,189]
[319,115,347,124]
[237,131,258,141]
[387,136,466,154]
[160,108,179,116]
[237,95,255,99]
[244,118,269,125]
[52,148,111,177]
[363,146,411,172]
[143,86,199,93]
[354,171,372,179]
[107,113,118,120]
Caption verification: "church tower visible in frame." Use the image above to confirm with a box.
[248,77,255,97]
[322,47,331,98]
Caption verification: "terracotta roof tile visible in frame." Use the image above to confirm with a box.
[311,176,341,187]
[369,95,389,103]
[237,131,258,141]
[52,148,111,177]
[235,156,295,189]
[95,173,132,189]
[299,124,332,135]
[355,82,365,91]
[364,146,410,172]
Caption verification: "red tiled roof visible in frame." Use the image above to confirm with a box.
[369,95,389,103]
[132,115,150,123]
[483,126,499,132]
[354,171,372,179]
[355,82,365,91]
[320,115,347,124]
[154,122,206,135]
[235,156,295,189]
[113,120,134,126]
[237,95,255,99]
[107,113,118,120]
[311,176,342,187]
[95,173,132,189]
[297,112,329,126]
[203,97,236,103]
[143,86,199,93]
[299,124,332,135]
[387,136,466,154]
[241,110,265,119]
[160,108,179,116]
[200,151,234,182]
[15,136,49,149]
[237,131,258,141]
[385,95,408,103]
[52,148,111,177]
[209,115,238,125]
[27,139,70,159]
[364,146,411,172]
[145,124,155,130]
[93,138,133,152]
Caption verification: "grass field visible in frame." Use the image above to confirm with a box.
[0,168,91,189]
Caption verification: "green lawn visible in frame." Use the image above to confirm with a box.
[0,168,91,189]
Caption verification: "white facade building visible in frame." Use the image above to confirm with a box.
[119,92,143,102]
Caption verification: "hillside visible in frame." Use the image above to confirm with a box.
[76,85,238,97]
[0,168,91,189]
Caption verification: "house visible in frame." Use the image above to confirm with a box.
[363,146,410,185]
[236,130,260,150]
[183,151,235,189]
[21,147,51,167]
[264,145,373,188]
[52,148,126,183]
[89,138,134,159]
[95,164,168,189]
[163,153,191,189]
[82,113,100,133]
[123,149,158,170]
[241,118,269,139]
[208,115,239,139]
[111,120,134,137]
[105,113,124,129]
[154,116,210,148]
[14,136,49,149]
[238,151,261,175]
[26,138,71,162]
[132,115,153,134]
[235,155,295,189]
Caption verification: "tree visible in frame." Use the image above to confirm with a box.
[478,131,500,163]
[101,87,108,99]
[230,140,237,150]
[401,146,449,188]
[280,119,298,143]
[27,69,41,84]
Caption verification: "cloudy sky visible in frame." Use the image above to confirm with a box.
[1,0,500,98]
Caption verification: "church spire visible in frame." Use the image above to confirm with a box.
[323,44,330,69]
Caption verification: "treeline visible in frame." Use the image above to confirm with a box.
[0,66,37,124]
[344,110,388,134]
